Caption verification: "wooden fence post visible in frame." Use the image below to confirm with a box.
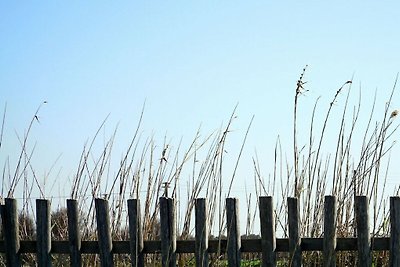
[323,195,337,267]
[259,196,276,267]
[195,198,208,267]
[390,196,400,267]
[95,198,114,267]
[226,198,241,267]
[2,198,21,267]
[160,197,176,267]
[355,196,371,266]
[36,199,52,267]
[128,199,144,267]
[288,197,301,267]
[67,199,81,267]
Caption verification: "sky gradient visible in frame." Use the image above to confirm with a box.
[1,2,399,202]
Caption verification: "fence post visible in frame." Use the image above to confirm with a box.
[323,195,337,267]
[67,199,81,267]
[195,198,208,267]
[128,199,144,267]
[2,198,21,267]
[36,199,52,267]
[259,196,276,267]
[288,197,301,267]
[160,197,176,267]
[95,198,114,267]
[226,198,241,267]
[355,196,371,266]
[390,196,400,267]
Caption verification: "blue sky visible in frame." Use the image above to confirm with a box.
[1,2,399,201]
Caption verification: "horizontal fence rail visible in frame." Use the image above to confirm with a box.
[0,195,399,267]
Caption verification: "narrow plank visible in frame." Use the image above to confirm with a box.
[36,199,52,267]
[195,198,208,267]
[95,198,114,267]
[226,198,241,267]
[3,198,21,266]
[259,196,276,267]
[128,199,144,267]
[288,197,301,267]
[390,196,400,266]
[323,196,337,267]
[160,197,176,267]
[355,196,371,266]
[67,199,81,267]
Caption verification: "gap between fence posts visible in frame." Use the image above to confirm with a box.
[36,199,52,267]
[95,198,114,267]
[128,199,144,267]
[67,199,81,267]
[288,197,301,267]
[226,198,241,267]
[355,195,371,266]
[323,195,337,267]
[195,198,208,267]
[390,196,400,267]
[2,198,21,267]
[160,197,176,267]
[259,196,276,267]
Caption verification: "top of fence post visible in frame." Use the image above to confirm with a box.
[160,197,177,267]
[67,199,82,267]
[226,197,241,267]
[323,195,337,267]
[259,196,276,267]
[128,198,144,267]
[95,198,114,267]
[3,198,21,267]
[288,197,301,267]
[36,199,52,267]
[355,195,371,266]
[390,196,400,267]
[195,198,209,267]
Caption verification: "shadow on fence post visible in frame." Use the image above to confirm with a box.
[226,198,241,267]
[259,196,276,267]
[355,195,371,266]
[195,198,208,267]
[324,196,337,267]
[128,199,144,267]
[160,197,176,267]
[67,199,81,267]
[288,197,301,267]
[95,198,114,267]
[36,199,52,267]
[390,196,400,267]
[2,198,21,267]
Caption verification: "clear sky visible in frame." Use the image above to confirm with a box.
[1,2,399,204]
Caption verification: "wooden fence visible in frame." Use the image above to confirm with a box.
[1,195,400,266]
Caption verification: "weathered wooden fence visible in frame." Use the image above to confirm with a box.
[1,195,400,266]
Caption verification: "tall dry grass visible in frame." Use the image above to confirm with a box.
[0,70,399,266]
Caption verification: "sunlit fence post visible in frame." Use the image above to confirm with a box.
[160,197,176,267]
[67,199,81,267]
[195,198,208,267]
[128,199,144,267]
[355,196,371,266]
[2,198,21,267]
[36,199,52,267]
[259,196,276,267]
[288,197,301,267]
[95,198,114,267]
[324,196,337,267]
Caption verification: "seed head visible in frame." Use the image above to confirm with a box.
[390,110,398,119]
